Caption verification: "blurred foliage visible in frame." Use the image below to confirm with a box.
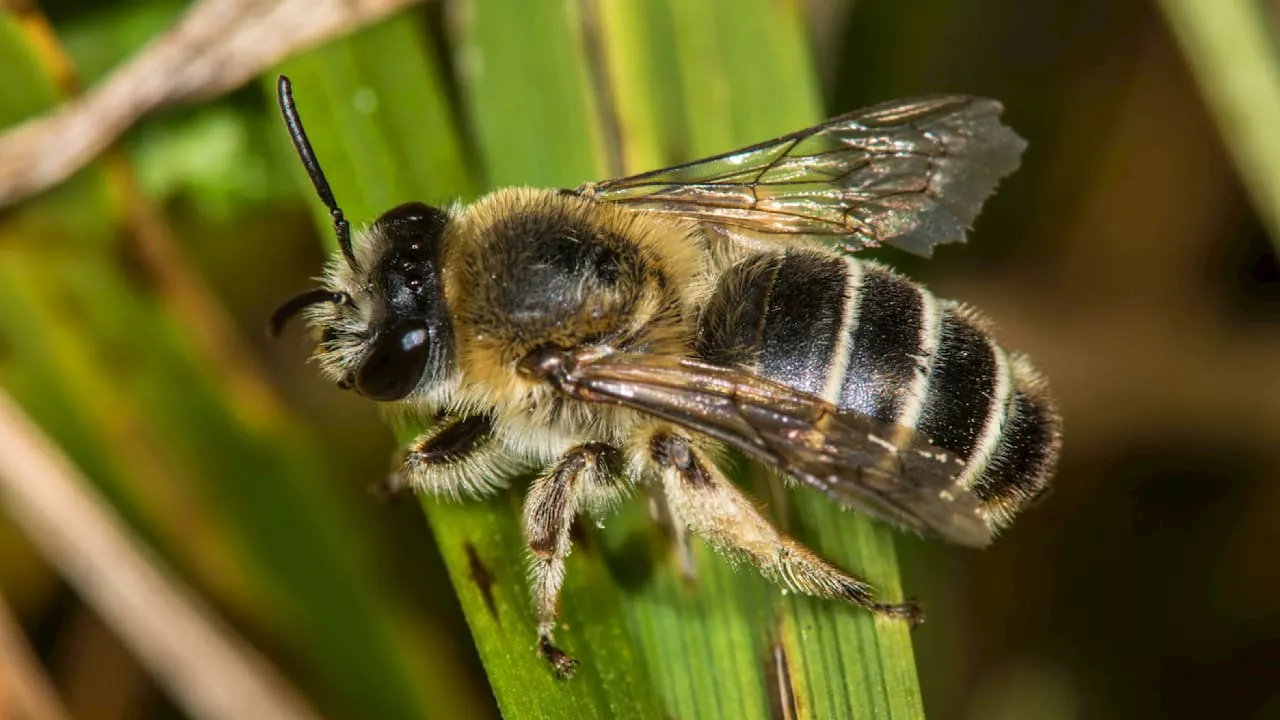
[1159,0,1280,250]
[0,4,487,720]
[2,0,1280,719]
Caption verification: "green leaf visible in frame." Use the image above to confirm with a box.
[0,8,487,720]
[273,9,663,719]
[595,1,925,717]
[276,1,924,717]
[1158,0,1280,249]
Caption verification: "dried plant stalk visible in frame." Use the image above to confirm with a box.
[0,389,321,720]
[0,0,421,208]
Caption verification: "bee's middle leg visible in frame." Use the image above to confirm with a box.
[523,442,627,678]
[646,429,922,624]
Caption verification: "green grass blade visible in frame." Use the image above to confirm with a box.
[1158,0,1280,248]
[272,8,662,718]
[0,9,485,719]
[280,1,924,717]
[593,1,926,717]
[455,0,609,188]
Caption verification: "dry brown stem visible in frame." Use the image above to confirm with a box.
[0,0,422,207]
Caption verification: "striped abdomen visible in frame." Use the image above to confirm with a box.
[695,249,1061,530]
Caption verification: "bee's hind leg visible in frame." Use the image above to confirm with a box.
[646,429,922,625]
[523,443,629,678]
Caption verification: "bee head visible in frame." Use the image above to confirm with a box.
[269,76,455,402]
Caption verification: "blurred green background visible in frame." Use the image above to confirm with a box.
[2,0,1279,719]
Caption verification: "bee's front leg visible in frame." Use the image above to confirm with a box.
[381,415,524,500]
[523,443,628,678]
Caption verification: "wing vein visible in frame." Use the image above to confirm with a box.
[577,95,1025,258]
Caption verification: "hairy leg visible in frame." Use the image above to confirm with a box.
[646,429,921,623]
[646,487,698,582]
[523,443,627,677]
[381,415,525,500]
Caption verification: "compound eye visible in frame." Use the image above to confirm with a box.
[354,323,431,401]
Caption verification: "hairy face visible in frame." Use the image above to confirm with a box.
[274,202,458,401]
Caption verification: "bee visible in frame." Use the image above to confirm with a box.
[269,75,1060,677]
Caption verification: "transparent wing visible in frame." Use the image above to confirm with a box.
[576,96,1026,257]
[526,349,993,547]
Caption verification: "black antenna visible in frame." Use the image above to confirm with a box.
[268,288,347,337]
[277,75,359,270]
